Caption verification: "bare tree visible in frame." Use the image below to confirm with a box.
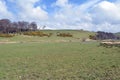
[0,19,38,33]
[29,22,37,31]
[0,19,11,33]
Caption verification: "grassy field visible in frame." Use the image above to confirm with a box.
[0,30,120,80]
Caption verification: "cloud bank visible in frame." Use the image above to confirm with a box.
[0,0,120,32]
[0,0,14,19]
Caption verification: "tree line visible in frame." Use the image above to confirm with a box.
[0,19,38,33]
[89,31,120,40]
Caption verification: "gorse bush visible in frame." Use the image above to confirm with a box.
[57,33,73,37]
[23,31,52,37]
[89,35,96,40]
[0,33,15,37]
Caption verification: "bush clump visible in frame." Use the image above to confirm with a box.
[57,33,73,37]
[0,33,15,38]
[23,31,52,37]
[89,31,120,40]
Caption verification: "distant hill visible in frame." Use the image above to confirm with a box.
[115,32,120,37]
[39,30,95,38]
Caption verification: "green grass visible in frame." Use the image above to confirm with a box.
[0,30,119,80]
[0,30,95,42]
[0,42,120,80]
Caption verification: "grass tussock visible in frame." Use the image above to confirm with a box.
[0,33,15,38]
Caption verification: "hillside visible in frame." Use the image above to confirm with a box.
[0,30,95,43]
[0,30,120,80]
[115,32,120,36]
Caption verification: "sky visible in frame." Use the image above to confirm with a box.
[0,0,120,32]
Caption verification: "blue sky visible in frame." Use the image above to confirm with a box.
[0,0,120,32]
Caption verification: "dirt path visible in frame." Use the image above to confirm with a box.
[0,41,18,44]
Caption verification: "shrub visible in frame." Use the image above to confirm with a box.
[89,31,120,40]
[0,33,15,38]
[89,35,96,40]
[23,31,52,37]
[57,33,73,37]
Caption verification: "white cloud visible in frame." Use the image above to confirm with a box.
[91,1,120,24]
[13,0,48,21]
[46,0,100,29]
[44,0,120,32]
[0,0,120,32]
[0,0,14,19]
[94,22,120,32]
[55,0,68,7]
